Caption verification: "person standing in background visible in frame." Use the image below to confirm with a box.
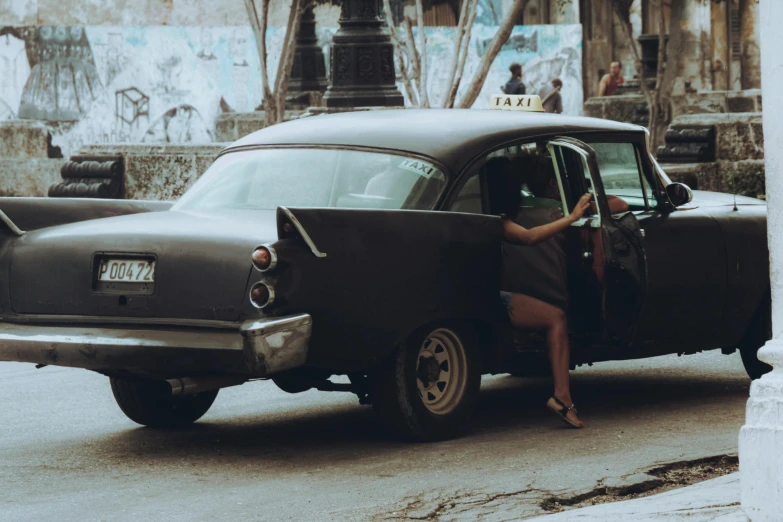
[598,61,625,96]
[539,78,563,114]
[503,63,527,95]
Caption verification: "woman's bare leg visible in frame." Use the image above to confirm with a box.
[506,293,582,426]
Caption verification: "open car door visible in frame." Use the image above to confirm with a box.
[546,137,648,346]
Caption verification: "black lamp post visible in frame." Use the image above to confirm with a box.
[321,0,404,108]
[288,5,329,97]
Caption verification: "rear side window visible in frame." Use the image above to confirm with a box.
[450,173,483,214]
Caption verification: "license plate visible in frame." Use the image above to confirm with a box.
[98,259,155,283]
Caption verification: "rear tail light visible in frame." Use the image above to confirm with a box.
[249,282,275,309]
[252,245,277,272]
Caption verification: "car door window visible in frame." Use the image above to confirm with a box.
[584,142,653,211]
[449,141,594,223]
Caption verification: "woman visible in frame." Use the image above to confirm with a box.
[487,156,593,429]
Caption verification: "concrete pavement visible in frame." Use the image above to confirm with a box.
[0,349,753,521]
[526,473,747,522]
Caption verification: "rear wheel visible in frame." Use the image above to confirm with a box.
[739,295,773,380]
[370,325,481,441]
[110,377,218,428]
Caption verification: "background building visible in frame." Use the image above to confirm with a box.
[0,0,765,198]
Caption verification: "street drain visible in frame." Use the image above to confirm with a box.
[539,454,739,513]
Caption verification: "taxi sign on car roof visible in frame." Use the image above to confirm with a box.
[488,94,545,112]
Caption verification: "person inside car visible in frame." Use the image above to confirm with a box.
[486,157,592,429]
[524,156,630,215]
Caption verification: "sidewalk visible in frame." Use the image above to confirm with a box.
[525,473,746,522]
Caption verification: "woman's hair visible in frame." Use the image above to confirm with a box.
[552,78,563,88]
[509,63,522,75]
[485,157,522,216]
[525,158,557,198]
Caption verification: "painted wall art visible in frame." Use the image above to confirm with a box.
[412,24,583,114]
[0,22,582,156]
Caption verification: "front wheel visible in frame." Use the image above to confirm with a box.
[110,377,218,428]
[739,294,773,380]
[370,325,481,441]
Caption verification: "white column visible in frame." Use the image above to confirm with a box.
[739,1,783,520]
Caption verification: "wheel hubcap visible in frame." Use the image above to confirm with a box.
[415,328,468,415]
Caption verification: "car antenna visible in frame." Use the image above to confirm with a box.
[732,167,738,211]
[728,91,738,212]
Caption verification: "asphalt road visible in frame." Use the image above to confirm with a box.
[0,349,750,521]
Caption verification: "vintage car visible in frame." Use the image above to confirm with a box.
[0,95,770,441]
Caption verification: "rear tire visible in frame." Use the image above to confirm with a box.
[739,294,773,380]
[110,377,218,428]
[370,325,481,442]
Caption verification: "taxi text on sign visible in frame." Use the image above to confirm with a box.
[488,95,545,113]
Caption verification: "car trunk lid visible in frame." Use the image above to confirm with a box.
[9,209,277,322]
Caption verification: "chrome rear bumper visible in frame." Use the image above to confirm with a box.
[0,314,312,377]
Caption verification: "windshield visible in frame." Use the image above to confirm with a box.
[173,148,448,211]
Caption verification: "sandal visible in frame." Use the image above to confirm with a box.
[546,397,584,429]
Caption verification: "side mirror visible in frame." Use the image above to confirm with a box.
[665,182,693,207]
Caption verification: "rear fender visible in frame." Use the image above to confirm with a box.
[0,197,172,233]
[259,207,505,372]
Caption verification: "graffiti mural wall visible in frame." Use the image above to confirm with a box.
[416,24,583,113]
[0,25,276,155]
[0,23,581,155]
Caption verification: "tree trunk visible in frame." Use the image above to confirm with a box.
[613,0,685,155]
[456,0,529,108]
[272,0,305,124]
[244,0,275,124]
[403,17,422,105]
[383,0,418,106]
[444,0,479,108]
[617,16,653,111]
[647,0,667,152]
[415,0,429,107]
[650,0,686,154]
[441,0,472,107]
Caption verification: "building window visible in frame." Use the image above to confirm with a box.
[729,0,742,59]
[402,0,461,26]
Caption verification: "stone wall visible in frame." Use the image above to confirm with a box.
[0,122,225,200]
[585,94,766,199]
[661,111,765,199]
[583,95,649,125]
[0,120,64,197]
[77,143,225,200]
[666,160,766,200]
[584,89,764,125]
[673,89,762,116]
[671,112,764,162]
[215,110,306,143]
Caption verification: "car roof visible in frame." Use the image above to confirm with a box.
[224,109,645,175]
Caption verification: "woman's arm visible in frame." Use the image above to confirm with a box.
[502,194,592,246]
